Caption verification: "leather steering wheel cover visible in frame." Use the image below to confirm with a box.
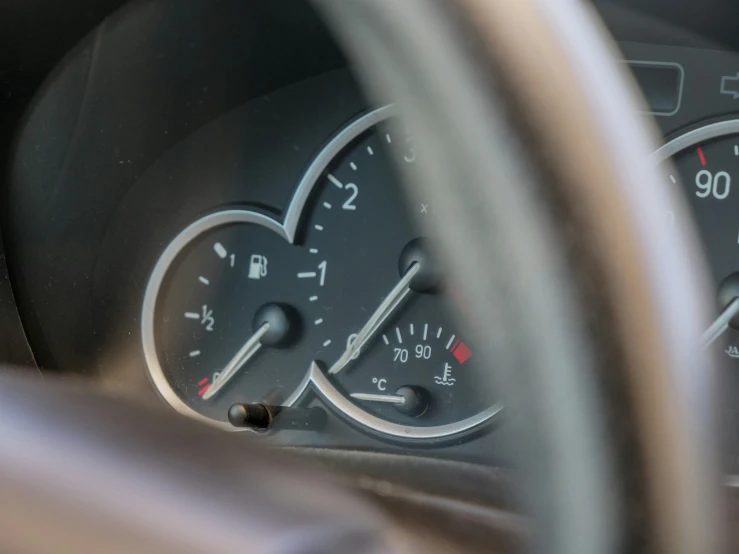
[0,2,721,553]
[315,1,721,554]
[458,3,722,554]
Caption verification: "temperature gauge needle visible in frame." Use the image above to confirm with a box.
[202,322,270,400]
[350,392,406,404]
[328,262,420,375]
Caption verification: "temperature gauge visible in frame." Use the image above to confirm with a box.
[343,321,476,421]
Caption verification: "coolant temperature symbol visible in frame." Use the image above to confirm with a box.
[434,363,456,386]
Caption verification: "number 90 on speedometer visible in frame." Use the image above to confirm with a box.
[656,121,739,286]
[656,119,739,359]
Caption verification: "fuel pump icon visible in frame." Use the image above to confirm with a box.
[248,255,268,280]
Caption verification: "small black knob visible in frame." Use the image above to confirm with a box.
[398,238,440,293]
[252,303,301,347]
[228,403,272,431]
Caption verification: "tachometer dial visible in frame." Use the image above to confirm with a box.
[293,108,499,438]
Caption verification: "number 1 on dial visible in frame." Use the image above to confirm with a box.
[318,260,327,286]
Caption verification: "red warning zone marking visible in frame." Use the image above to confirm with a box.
[697,146,707,167]
[449,339,472,364]
[197,377,210,396]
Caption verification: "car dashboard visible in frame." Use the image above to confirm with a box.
[1,0,739,473]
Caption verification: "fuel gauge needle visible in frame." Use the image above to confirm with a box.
[202,322,270,400]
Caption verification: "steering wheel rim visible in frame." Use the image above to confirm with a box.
[0,1,723,553]
[304,0,721,552]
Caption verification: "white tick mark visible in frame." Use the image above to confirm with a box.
[327,174,343,188]
[213,242,227,259]
[198,276,210,285]
[323,202,332,209]
[189,350,201,358]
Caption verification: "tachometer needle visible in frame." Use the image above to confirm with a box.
[701,297,739,349]
[202,322,270,400]
[328,262,420,375]
[350,392,406,405]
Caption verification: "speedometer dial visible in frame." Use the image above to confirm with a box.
[142,106,500,439]
[656,120,739,356]
[657,122,739,283]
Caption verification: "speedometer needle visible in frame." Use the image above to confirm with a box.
[202,322,270,400]
[328,262,420,375]
[701,297,739,349]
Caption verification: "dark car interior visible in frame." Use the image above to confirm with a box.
[0,1,737,552]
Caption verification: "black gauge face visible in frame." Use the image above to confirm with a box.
[153,219,307,422]
[142,107,498,438]
[659,121,739,360]
[295,124,494,431]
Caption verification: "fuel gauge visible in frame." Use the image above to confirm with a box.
[141,210,313,428]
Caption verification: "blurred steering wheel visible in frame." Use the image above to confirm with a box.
[0,2,722,554]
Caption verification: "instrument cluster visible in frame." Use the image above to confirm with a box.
[4,1,739,466]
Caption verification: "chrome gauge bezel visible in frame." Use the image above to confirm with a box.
[141,210,306,432]
[141,104,502,438]
[652,118,739,484]
[653,119,739,162]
